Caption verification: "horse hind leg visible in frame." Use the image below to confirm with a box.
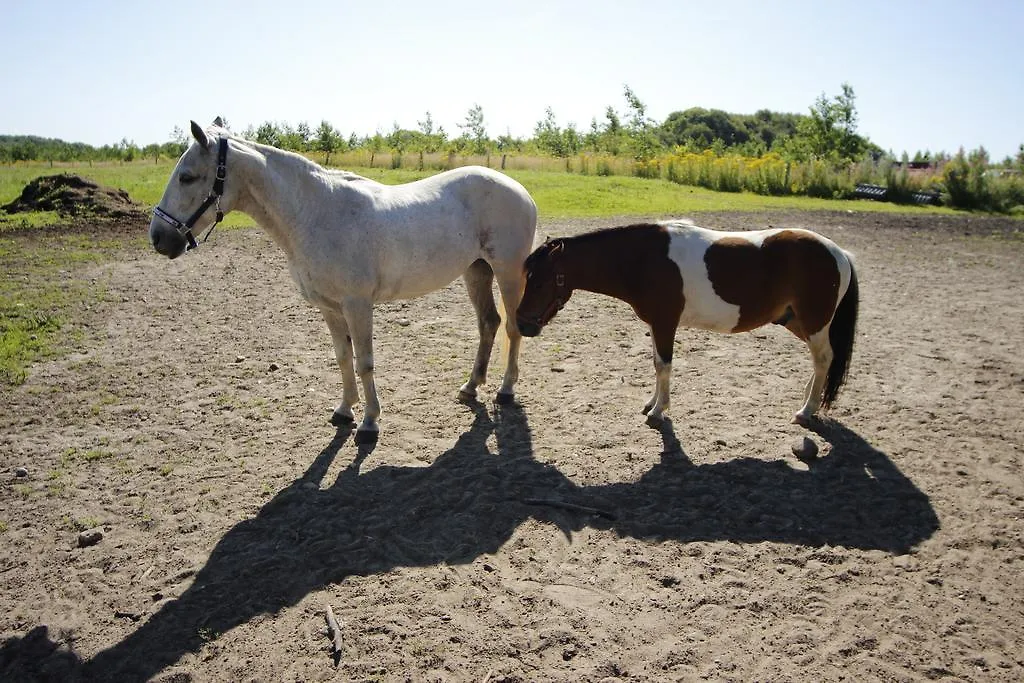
[341,298,381,442]
[492,265,526,404]
[793,326,833,426]
[459,259,502,401]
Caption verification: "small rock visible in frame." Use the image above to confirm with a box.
[77,528,104,548]
[893,554,918,570]
[550,367,565,373]
[792,436,819,459]
[14,467,28,478]
[396,318,410,327]
[268,362,280,372]
[235,355,247,363]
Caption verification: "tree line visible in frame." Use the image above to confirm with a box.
[0,84,960,166]
[3,84,1022,212]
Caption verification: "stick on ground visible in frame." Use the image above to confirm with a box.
[522,497,616,520]
[324,603,343,667]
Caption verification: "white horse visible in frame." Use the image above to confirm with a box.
[150,119,537,441]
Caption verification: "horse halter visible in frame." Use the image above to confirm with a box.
[153,137,228,251]
[526,271,568,327]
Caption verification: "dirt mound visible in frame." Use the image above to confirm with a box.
[2,174,148,222]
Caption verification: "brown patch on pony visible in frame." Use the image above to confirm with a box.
[704,231,840,339]
[613,225,685,362]
[526,224,685,362]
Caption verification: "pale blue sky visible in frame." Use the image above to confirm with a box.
[2,0,1021,160]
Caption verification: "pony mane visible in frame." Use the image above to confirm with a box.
[524,224,664,272]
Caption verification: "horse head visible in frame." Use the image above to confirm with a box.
[150,118,233,259]
[516,238,570,337]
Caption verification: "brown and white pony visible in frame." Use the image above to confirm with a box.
[516,220,859,426]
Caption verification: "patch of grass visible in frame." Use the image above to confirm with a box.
[502,170,964,218]
[13,483,34,499]
[0,234,112,385]
[82,449,114,462]
[62,515,100,532]
[0,520,7,533]
[197,627,219,643]
[159,464,174,477]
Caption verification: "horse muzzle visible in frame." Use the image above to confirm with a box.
[516,317,542,337]
[149,221,190,259]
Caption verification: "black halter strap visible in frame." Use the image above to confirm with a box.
[153,137,228,250]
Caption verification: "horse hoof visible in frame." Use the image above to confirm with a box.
[330,412,355,427]
[791,413,814,427]
[457,389,478,404]
[355,428,378,445]
[641,405,652,415]
[495,392,516,406]
[644,413,665,428]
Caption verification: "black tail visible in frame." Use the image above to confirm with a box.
[821,261,858,410]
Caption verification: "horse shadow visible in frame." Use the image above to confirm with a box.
[3,407,938,681]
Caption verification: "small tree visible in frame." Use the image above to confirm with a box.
[622,85,660,161]
[169,126,188,156]
[793,82,864,164]
[458,104,489,154]
[316,120,341,165]
[534,107,564,156]
[254,122,281,148]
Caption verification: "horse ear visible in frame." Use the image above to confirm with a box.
[212,116,225,128]
[190,120,210,148]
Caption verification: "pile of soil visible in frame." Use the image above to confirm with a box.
[2,174,148,222]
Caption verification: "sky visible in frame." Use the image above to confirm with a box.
[2,0,1021,160]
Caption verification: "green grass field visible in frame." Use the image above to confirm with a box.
[1,159,960,231]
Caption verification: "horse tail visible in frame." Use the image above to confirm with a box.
[821,255,858,410]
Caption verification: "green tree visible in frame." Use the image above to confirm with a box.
[457,104,489,154]
[169,126,188,156]
[792,82,864,163]
[253,122,281,147]
[118,138,138,162]
[622,85,660,161]
[416,111,447,153]
[534,107,564,156]
[316,120,342,165]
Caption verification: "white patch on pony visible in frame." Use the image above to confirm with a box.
[661,221,777,333]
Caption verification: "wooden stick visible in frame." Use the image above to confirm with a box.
[522,497,616,520]
[324,603,343,667]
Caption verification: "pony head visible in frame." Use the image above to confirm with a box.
[149,118,233,259]
[516,238,571,337]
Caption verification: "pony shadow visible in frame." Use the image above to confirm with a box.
[21,409,935,681]
[585,417,940,552]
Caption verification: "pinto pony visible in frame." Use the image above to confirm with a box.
[150,120,537,441]
[516,220,858,425]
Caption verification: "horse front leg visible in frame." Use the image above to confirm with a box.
[493,268,525,404]
[323,311,360,427]
[642,320,677,424]
[343,298,381,442]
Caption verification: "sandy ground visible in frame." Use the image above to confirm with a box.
[1,210,1022,682]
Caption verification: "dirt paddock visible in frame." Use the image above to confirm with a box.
[1,210,1022,682]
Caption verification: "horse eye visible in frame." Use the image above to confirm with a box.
[179,173,198,185]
